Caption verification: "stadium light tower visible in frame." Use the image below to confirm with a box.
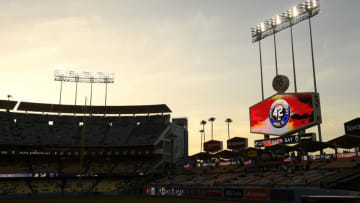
[225,118,232,139]
[54,70,115,112]
[208,117,216,140]
[250,0,322,142]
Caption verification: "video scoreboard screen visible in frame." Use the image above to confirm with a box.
[250,93,321,136]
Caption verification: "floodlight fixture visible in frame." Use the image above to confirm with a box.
[271,17,276,27]
[312,0,317,8]
[291,6,299,18]
[251,0,320,42]
[54,70,115,108]
[260,23,265,32]
[275,15,281,25]
[54,70,115,84]
[306,0,317,11]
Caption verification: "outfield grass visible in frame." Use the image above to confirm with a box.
[5,196,234,203]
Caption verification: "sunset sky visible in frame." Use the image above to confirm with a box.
[0,0,359,155]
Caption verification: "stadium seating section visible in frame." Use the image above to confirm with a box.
[0,179,131,195]
[0,112,170,146]
[152,156,360,188]
[1,110,360,198]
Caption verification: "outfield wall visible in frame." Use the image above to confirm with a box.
[0,185,359,203]
[144,185,360,203]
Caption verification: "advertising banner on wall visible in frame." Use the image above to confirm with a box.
[250,93,321,136]
[245,188,268,200]
[254,133,315,147]
[189,188,201,197]
[204,188,222,199]
[146,187,151,196]
[0,174,33,178]
[337,152,358,159]
[227,137,248,150]
[224,188,243,199]
[344,118,360,135]
[204,140,223,153]
[270,189,295,201]
[157,187,184,197]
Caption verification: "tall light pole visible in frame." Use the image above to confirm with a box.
[199,129,204,152]
[208,117,216,140]
[104,79,108,117]
[259,40,265,100]
[288,6,299,93]
[59,80,63,104]
[272,16,281,76]
[90,78,93,110]
[75,77,79,106]
[200,120,207,142]
[225,118,232,139]
[253,23,265,101]
[6,95,12,113]
[306,0,322,142]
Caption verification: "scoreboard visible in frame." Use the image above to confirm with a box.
[250,93,321,136]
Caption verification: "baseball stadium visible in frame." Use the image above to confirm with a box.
[1,0,360,203]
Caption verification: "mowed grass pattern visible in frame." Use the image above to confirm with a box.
[5,196,234,203]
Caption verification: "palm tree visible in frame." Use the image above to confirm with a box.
[200,120,207,142]
[208,117,216,140]
[199,129,204,152]
[225,118,233,139]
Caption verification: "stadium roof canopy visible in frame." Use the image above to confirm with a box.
[214,150,239,159]
[0,100,17,110]
[327,135,360,149]
[291,140,331,152]
[190,152,214,161]
[265,144,293,154]
[16,101,171,114]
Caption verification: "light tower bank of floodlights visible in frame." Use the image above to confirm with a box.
[249,0,323,144]
[54,70,114,113]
